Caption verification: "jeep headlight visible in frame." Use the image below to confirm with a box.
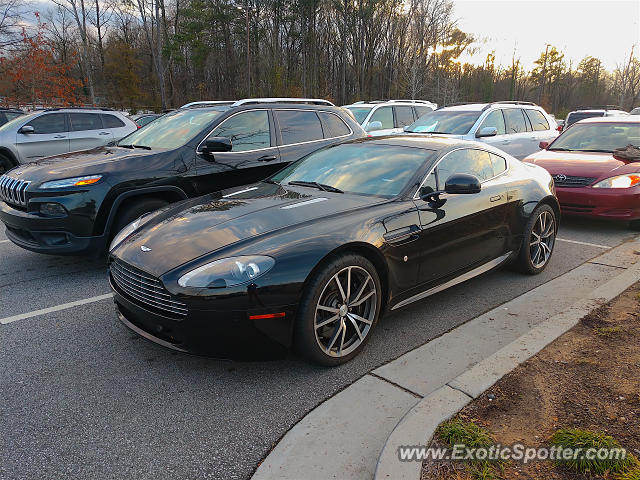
[178,256,275,288]
[40,175,103,189]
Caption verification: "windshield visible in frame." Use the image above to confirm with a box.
[345,107,372,125]
[271,143,434,197]
[549,122,640,153]
[405,110,481,134]
[118,108,224,149]
[0,111,33,132]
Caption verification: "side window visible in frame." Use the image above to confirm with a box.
[489,152,507,176]
[414,106,434,119]
[318,112,351,138]
[101,114,126,128]
[503,108,527,134]
[394,106,415,128]
[435,149,494,188]
[26,113,67,134]
[368,107,394,129]
[524,109,550,131]
[5,112,22,122]
[275,110,323,145]
[479,110,506,135]
[418,172,437,197]
[69,113,103,132]
[207,110,271,152]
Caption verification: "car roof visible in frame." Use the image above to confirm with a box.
[345,134,482,152]
[573,116,640,125]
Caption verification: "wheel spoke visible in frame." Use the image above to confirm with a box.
[334,274,346,302]
[532,245,542,265]
[346,267,352,304]
[315,314,340,329]
[348,312,372,325]
[348,314,364,341]
[351,290,374,307]
[317,304,339,314]
[337,321,347,355]
[326,322,343,352]
[350,274,371,305]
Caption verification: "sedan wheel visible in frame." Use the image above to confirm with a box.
[514,204,557,274]
[295,254,382,365]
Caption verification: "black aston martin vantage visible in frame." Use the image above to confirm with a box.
[108,136,559,365]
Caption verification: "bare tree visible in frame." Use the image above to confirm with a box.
[0,0,27,50]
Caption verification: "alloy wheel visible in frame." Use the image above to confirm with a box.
[529,210,555,268]
[314,265,377,358]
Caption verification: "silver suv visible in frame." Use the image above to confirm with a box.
[403,101,558,159]
[0,108,137,173]
[343,99,437,136]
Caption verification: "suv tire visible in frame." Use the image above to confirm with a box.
[110,198,169,242]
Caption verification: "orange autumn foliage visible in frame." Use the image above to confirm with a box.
[0,14,84,107]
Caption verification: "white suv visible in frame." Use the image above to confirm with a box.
[0,108,137,173]
[403,101,558,159]
[563,105,629,131]
[343,99,437,136]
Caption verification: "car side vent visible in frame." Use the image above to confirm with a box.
[0,175,30,207]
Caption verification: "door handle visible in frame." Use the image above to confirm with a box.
[98,132,110,135]
[490,195,503,202]
[53,135,66,139]
[258,155,277,162]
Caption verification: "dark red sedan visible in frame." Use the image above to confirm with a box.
[523,116,640,229]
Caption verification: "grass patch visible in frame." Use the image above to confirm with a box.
[550,428,636,475]
[617,464,640,480]
[437,419,500,479]
[594,326,626,337]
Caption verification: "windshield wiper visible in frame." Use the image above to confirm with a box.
[119,144,151,150]
[548,147,579,151]
[580,149,614,153]
[288,180,343,193]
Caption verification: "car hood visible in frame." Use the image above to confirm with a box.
[522,150,640,180]
[113,183,385,276]
[6,146,164,183]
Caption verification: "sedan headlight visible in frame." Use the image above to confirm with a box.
[592,174,640,189]
[178,256,275,288]
[109,211,159,252]
[40,175,103,189]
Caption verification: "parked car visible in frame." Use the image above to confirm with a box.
[0,99,365,255]
[108,136,559,364]
[343,99,437,136]
[129,113,161,128]
[0,107,137,173]
[0,108,24,126]
[561,105,629,132]
[523,116,640,229]
[403,101,558,160]
[630,107,640,115]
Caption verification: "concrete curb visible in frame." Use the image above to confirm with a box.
[373,261,640,480]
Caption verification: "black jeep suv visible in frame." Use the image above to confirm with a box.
[0,99,364,255]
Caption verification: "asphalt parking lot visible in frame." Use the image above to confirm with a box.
[1,217,638,480]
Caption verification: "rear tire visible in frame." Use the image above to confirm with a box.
[110,197,169,242]
[514,204,557,275]
[294,254,382,366]
[629,220,640,231]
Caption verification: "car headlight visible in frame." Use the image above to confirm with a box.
[40,175,103,189]
[178,256,275,288]
[592,174,640,189]
[109,211,158,252]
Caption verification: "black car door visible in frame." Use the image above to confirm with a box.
[193,109,283,195]
[412,148,510,286]
[274,109,338,164]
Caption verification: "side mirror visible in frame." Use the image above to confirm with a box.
[365,121,383,132]
[201,137,232,154]
[444,173,481,194]
[539,141,550,150]
[475,126,497,138]
[19,125,35,134]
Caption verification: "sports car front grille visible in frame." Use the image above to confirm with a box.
[110,259,188,318]
[552,175,596,188]
[0,174,30,207]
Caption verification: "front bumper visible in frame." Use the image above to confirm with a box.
[110,275,296,359]
[556,187,640,221]
[0,200,106,255]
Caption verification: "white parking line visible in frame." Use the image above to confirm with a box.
[0,293,113,325]
[556,238,611,250]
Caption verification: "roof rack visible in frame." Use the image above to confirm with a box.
[232,98,335,107]
[43,106,114,112]
[437,101,482,110]
[490,100,537,106]
[180,101,235,109]
[576,105,622,111]
[387,99,436,105]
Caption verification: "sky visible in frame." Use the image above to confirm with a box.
[452,0,640,71]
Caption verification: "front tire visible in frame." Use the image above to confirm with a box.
[110,197,169,242]
[294,254,382,366]
[0,154,13,175]
[514,204,557,275]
